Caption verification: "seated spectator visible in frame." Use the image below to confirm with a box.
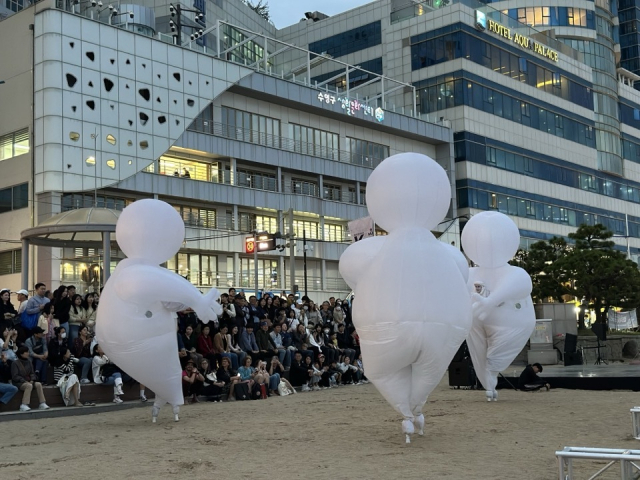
[25,326,48,384]
[181,325,203,367]
[292,324,314,361]
[227,325,246,368]
[73,325,94,384]
[199,358,225,402]
[54,347,84,407]
[0,350,18,406]
[68,294,87,342]
[354,354,368,384]
[320,301,332,325]
[289,351,310,389]
[182,359,204,404]
[214,324,238,370]
[269,355,295,393]
[255,359,278,396]
[196,325,217,367]
[11,346,49,411]
[332,304,345,332]
[51,285,70,338]
[304,355,321,391]
[92,344,125,404]
[281,323,295,352]
[217,356,241,401]
[328,360,342,386]
[37,303,57,343]
[237,355,258,389]
[0,288,18,335]
[336,324,356,363]
[269,323,291,369]
[255,321,278,362]
[518,363,550,391]
[1,325,18,362]
[327,332,342,362]
[83,293,97,335]
[48,326,68,368]
[239,324,260,361]
[337,356,358,384]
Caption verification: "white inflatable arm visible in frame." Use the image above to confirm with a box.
[113,266,222,322]
[440,243,469,283]
[487,266,532,307]
[339,236,386,289]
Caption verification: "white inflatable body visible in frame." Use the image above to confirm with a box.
[461,211,536,401]
[96,199,222,407]
[339,152,472,442]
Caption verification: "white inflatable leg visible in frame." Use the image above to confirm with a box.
[414,414,425,436]
[367,366,414,419]
[485,390,493,402]
[402,419,414,444]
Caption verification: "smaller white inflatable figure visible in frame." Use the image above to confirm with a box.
[339,152,472,443]
[461,211,536,402]
[96,199,222,408]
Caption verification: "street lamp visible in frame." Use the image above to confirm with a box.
[87,130,99,207]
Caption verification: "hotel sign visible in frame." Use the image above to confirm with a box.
[475,10,558,62]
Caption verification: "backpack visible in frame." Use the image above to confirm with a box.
[234,381,251,400]
[252,383,267,400]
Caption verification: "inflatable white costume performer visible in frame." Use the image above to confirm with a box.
[461,211,536,402]
[96,199,222,421]
[339,152,472,443]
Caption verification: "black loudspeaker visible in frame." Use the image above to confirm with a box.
[564,351,583,366]
[564,333,578,354]
[592,323,607,342]
[451,341,469,363]
[448,360,476,387]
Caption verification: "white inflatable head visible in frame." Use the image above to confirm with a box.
[461,211,520,268]
[116,199,184,264]
[366,152,450,232]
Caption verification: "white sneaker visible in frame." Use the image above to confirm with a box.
[116,386,124,396]
[152,416,157,424]
[80,379,91,385]
[19,404,30,412]
[414,414,425,436]
[312,386,320,391]
[38,403,50,410]
[113,397,123,404]
[140,394,148,402]
[301,385,311,392]
[492,391,498,402]
[174,414,179,422]
[485,390,493,402]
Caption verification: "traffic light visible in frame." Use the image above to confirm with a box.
[245,232,277,253]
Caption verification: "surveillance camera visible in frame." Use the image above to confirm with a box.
[91,0,96,7]
[128,11,133,18]
[97,1,102,6]
[112,8,117,14]
[190,34,195,40]
[108,4,113,9]
[198,28,203,35]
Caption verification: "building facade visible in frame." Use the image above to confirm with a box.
[0,0,454,298]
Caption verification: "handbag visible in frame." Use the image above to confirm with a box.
[234,381,251,400]
[57,374,69,389]
[21,310,39,330]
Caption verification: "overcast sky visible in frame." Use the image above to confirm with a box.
[269,0,373,29]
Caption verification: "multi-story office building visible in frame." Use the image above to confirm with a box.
[278,0,640,260]
[0,0,454,298]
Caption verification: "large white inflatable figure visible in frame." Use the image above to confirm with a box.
[461,211,536,402]
[339,152,472,443]
[96,199,222,412]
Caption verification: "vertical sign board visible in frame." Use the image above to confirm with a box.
[348,216,375,243]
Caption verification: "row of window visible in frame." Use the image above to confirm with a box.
[221,106,282,149]
[166,253,218,286]
[410,29,593,110]
[416,75,596,148]
[0,249,21,276]
[501,7,595,29]
[310,58,383,91]
[346,138,389,168]
[288,124,340,161]
[458,187,635,238]
[0,183,28,214]
[455,135,640,204]
[4,0,25,13]
[0,128,29,162]
[61,194,129,212]
[221,24,267,67]
[309,21,381,59]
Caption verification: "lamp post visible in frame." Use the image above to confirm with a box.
[169,3,205,45]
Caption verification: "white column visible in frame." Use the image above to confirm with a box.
[230,157,236,185]
[356,181,361,204]
[277,166,282,192]
[318,174,324,199]
[319,215,325,241]
[233,252,240,288]
[321,259,327,291]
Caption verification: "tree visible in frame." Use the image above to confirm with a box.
[510,237,570,302]
[243,0,270,22]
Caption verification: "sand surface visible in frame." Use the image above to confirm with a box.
[2,378,638,480]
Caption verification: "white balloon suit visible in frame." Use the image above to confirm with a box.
[461,211,536,401]
[96,199,222,409]
[339,152,472,440]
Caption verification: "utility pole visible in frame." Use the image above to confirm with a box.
[303,229,308,298]
[253,229,259,297]
[288,208,295,296]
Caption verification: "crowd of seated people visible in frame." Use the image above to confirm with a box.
[0,282,368,411]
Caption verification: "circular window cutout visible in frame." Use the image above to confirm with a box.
[69,132,80,142]
[128,160,133,165]
[139,140,149,150]
[106,134,116,145]
[85,156,96,166]
[127,140,133,147]
[106,159,116,170]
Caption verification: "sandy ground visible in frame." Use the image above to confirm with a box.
[2,377,639,480]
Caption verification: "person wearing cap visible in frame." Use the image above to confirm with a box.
[25,326,49,384]
[255,321,278,362]
[0,288,18,334]
[16,289,29,315]
[11,345,49,411]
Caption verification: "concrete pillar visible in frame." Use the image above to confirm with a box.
[21,239,29,290]
[278,255,285,290]
[230,157,236,185]
[103,232,111,284]
[321,259,326,291]
[277,166,282,192]
[356,181,361,204]
[318,174,324,199]
[319,215,325,241]
[233,252,240,288]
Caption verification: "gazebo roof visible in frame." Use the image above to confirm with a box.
[20,207,120,248]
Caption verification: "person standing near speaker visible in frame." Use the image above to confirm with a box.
[518,363,550,392]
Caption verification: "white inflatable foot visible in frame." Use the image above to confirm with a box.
[414,414,425,436]
[174,414,180,422]
[485,390,493,402]
[405,434,411,444]
[152,416,157,424]
[492,391,498,402]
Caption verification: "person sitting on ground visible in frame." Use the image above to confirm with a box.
[337,356,358,384]
[11,346,49,411]
[54,347,84,407]
[518,363,550,391]
[199,358,225,402]
[255,359,278,396]
[354,353,368,384]
[216,356,241,401]
[25,326,48,384]
[182,359,204,404]
[73,325,94,384]
[289,351,310,389]
[269,355,296,394]
[0,350,18,406]
[37,302,57,343]
[237,355,258,391]
[92,344,125,404]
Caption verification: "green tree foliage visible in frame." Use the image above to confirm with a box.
[243,0,270,22]
[511,224,640,324]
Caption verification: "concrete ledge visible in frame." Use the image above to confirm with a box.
[0,398,152,421]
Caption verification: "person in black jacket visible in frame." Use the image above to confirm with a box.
[0,288,18,334]
[336,324,356,363]
[289,351,310,387]
[0,350,18,405]
[518,363,550,391]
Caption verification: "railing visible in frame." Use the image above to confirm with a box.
[188,118,387,169]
